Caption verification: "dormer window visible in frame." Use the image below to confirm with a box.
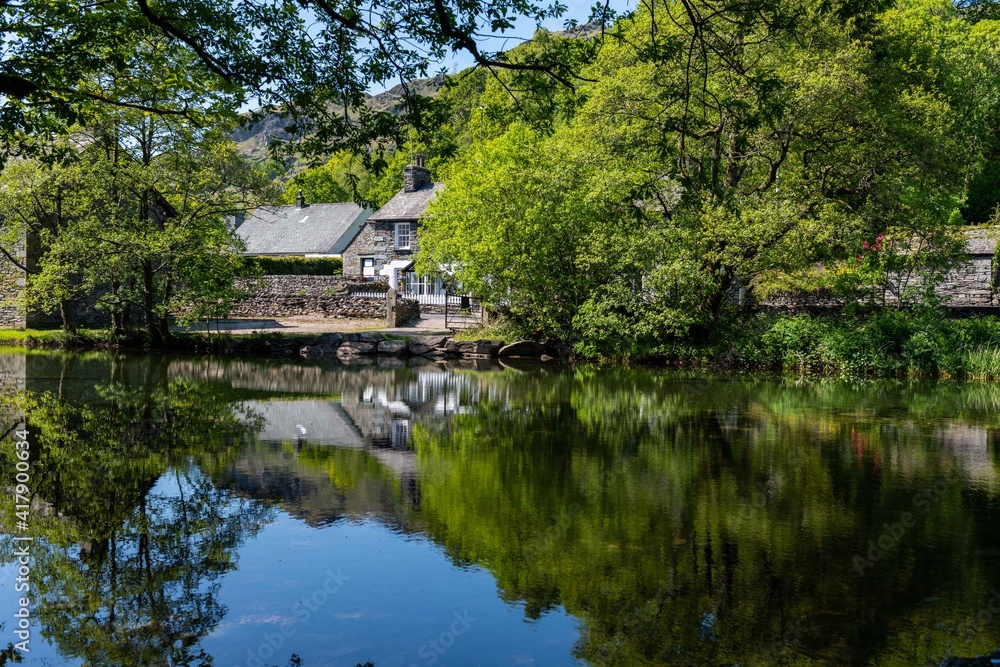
[395,222,411,250]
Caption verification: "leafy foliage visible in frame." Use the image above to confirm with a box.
[0,0,598,168]
[277,152,373,205]
[662,309,1000,378]
[415,0,1000,357]
[0,29,278,343]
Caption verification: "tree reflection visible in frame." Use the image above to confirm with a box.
[0,360,273,667]
[2,355,1000,666]
[409,369,1000,665]
[35,471,272,667]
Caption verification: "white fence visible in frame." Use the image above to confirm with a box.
[406,293,470,306]
[350,291,470,306]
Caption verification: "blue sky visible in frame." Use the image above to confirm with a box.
[368,0,630,93]
[435,0,613,74]
[242,0,631,106]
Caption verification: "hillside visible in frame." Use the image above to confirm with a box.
[233,75,446,165]
[233,22,603,165]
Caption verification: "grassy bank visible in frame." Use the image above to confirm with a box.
[0,328,111,348]
[660,309,1000,379]
[11,308,1000,380]
[459,309,1000,379]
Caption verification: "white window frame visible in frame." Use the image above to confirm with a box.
[405,271,430,295]
[394,222,411,250]
[391,419,410,448]
[361,257,375,279]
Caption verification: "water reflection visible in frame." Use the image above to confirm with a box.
[1,352,999,666]
[0,353,274,666]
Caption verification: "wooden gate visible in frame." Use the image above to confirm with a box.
[444,293,483,329]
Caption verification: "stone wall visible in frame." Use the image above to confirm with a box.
[0,238,109,329]
[936,255,995,308]
[230,275,388,319]
[0,244,26,328]
[418,301,447,315]
[761,253,1000,311]
[398,298,419,324]
[385,289,419,327]
[342,219,419,280]
[25,284,111,329]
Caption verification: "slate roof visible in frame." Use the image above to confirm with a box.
[368,182,443,221]
[237,203,371,255]
[243,399,365,447]
[965,228,997,256]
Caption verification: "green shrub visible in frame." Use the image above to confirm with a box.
[242,256,343,276]
[821,310,912,376]
[759,315,830,371]
[689,309,1000,379]
[953,315,1000,349]
[965,344,1000,380]
[452,315,526,344]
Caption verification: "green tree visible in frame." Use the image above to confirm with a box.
[0,131,275,342]
[278,152,373,204]
[0,0,598,167]
[421,0,1000,355]
[0,31,277,342]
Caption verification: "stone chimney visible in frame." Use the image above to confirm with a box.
[403,155,431,192]
[296,188,306,208]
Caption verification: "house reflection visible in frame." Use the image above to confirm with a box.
[218,365,484,527]
[340,367,470,449]
[933,423,999,488]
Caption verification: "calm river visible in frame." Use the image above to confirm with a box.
[0,351,999,666]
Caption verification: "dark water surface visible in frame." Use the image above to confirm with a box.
[1,351,999,667]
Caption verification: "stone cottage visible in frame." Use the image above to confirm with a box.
[946,230,998,309]
[0,237,35,329]
[875,228,999,308]
[236,192,372,256]
[761,227,1000,310]
[0,191,176,329]
[342,155,447,295]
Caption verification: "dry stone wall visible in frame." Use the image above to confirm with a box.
[230,275,388,319]
[0,252,25,328]
[385,289,419,326]
[937,256,996,308]
[761,254,1000,311]
[397,298,419,324]
[0,239,109,329]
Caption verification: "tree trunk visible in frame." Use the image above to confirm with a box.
[110,279,125,342]
[159,278,172,345]
[58,299,76,333]
[142,260,165,347]
[706,266,735,315]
